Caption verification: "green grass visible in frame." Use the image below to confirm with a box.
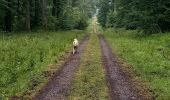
[67,34,109,100]
[104,28,170,100]
[0,30,85,99]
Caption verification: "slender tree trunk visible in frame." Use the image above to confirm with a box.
[42,0,48,30]
[114,0,117,14]
[52,0,56,16]
[4,0,12,32]
[26,0,31,31]
[17,0,20,15]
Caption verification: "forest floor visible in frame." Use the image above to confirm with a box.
[21,18,153,100]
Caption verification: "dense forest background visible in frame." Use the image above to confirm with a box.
[98,0,170,34]
[1,0,170,34]
[0,0,98,32]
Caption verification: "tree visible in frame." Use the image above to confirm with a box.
[26,0,31,31]
[98,0,110,27]
[41,0,48,30]
[98,0,170,33]
[4,0,12,32]
[0,0,96,32]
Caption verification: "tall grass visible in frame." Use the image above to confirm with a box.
[0,30,85,98]
[104,28,170,100]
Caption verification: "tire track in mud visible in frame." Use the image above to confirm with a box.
[33,36,89,100]
[99,35,147,100]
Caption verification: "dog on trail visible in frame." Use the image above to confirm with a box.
[73,38,79,54]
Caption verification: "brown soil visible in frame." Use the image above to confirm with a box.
[99,35,153,100]
[32,36,89,100]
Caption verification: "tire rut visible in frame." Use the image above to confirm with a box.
[99,35,145,100]
[33,36,89,100]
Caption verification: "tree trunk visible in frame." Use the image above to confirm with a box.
[52,0,56,16]
[42,0,48,30]
[4,0,12,32]
[114,0,117,14]
[56,0,60,17]
[26,0,31,31]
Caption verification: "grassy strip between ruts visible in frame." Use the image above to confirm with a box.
[67,34,109,100]
[104,28,170,100]
[0,30,85,99]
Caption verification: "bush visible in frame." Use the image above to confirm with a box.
[48,16,60,30]
[75,17,88,30]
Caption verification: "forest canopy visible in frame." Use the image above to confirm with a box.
[0,0,97,32]
[1,0,170,34]
[97,0,170,34]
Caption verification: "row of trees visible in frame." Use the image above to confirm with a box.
[0,0,96,32]
[98,0,170,33]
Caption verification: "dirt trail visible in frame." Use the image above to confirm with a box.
[99,35,147,100]
[33,36,89,100]
[31,17,152,100]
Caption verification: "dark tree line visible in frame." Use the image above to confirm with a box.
[0,0,96,32]
[98,0,170,33]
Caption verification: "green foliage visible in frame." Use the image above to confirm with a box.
[0,30,84,98]
[104,28,170,99]
[48,16,60,30]
[0,0,96,32]
[107,11,116,27]
[98,0,170,34]
[75,17,88,30]
[97,0,110,28]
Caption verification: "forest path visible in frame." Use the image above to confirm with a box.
[91,16,151,100]
[33,36,89,100]
[32,17,152,100]
[94,18,153,99]
[99,35,146,100]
